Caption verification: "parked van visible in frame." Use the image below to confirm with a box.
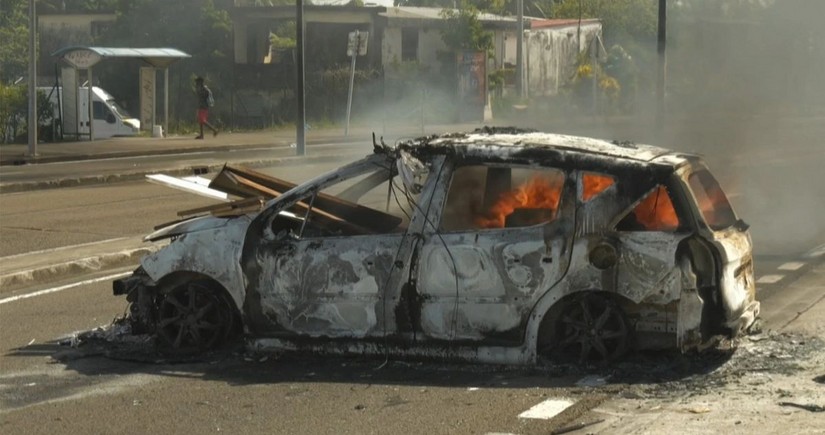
[41,86,140,140]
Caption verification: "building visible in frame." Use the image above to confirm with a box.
[230,3,602,97]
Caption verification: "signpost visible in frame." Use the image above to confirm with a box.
[345,30,368,136]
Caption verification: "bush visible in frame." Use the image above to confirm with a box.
[0,84,52,143]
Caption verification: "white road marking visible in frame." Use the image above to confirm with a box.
[0,237,131,260]
[756,274,784,284]
[778,262,806,271]
[0,272,130,305]
[518,398,575,420]
[806,244,825,258]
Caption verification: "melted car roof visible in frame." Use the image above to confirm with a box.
[401,131,684,164]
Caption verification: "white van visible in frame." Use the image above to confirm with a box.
[41,86,140,140]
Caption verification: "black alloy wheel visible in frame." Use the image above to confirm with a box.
[156,281,235,354]
[554,293,630,364]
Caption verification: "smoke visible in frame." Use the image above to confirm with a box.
[506,1,825,257]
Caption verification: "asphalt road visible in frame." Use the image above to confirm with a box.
[0,142,369,193]
[0,161,348,258]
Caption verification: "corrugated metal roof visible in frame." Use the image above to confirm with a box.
[380,7,517,24]
[528,18,601,30]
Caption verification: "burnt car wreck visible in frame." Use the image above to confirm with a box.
[114,128,760,364]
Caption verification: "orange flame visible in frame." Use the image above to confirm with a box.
[634,186,680,231]
[582,173,615,201]
[475,175,563,228]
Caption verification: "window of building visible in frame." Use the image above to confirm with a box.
[401,28,418,61]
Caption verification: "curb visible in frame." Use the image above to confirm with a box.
[0,245,161,291]
[0,151,362,194]
[0,136,367,167]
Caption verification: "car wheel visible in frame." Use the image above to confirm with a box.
[156,280,236,354]
[551,293,630,364]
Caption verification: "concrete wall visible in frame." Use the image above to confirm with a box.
[39,14,115,35]
[381,26,446,69]
[499,22,600,97]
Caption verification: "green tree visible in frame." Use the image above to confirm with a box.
[37,0,118,13]
[440,0,494,52]
[550,0,657,42]
[0,0,30,84]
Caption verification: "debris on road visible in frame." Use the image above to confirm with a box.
[778,401,825,413]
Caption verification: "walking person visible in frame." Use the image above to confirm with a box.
[194,76,219,139]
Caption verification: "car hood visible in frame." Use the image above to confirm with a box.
[123,118,140,130]
[144,215,235,242]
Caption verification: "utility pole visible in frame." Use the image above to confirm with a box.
[516,0,525,98]
[656,0,667,138]
[27,0,37,156]
[295,0,306,155]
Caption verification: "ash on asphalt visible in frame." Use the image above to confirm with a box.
[21,321,822,397]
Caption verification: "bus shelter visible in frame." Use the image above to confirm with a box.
[52,46,190,140]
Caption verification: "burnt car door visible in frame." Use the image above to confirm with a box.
[413,162,575,344]
[576,169,691,335]
[241,154,436,339]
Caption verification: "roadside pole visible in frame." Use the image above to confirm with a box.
[345,31,359,137]
[27,0,37,156]
[516,0,524,98]
[656,0,667,139]
[295,0,306,155]
[345,30,368,137]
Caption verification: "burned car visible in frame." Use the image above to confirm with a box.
[114,128,760,364]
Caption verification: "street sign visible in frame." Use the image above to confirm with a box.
[62,49,102,69]
[346,31,369,57]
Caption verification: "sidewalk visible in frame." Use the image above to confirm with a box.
[0,123,477,166]
[0,237,161,293]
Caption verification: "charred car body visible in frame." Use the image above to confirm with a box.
[114,128,760,364]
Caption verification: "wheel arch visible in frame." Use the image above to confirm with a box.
[155,270,244,314]
[154,270,244,322]
[525,287,638,363]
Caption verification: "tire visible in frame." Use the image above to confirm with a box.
[155,280,237,355]
[541,293,631,364]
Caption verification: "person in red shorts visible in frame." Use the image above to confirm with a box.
[194,76,219,139]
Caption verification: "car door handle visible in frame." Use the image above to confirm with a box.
[541,257,553,263]
[394,260,404,268]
